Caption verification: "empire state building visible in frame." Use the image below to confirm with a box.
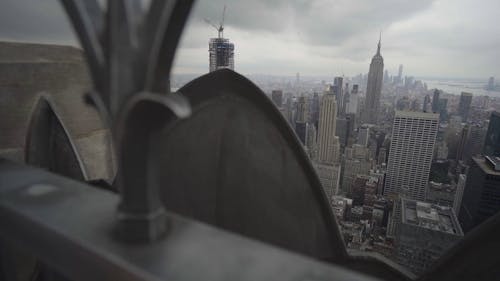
[362,35,384,124]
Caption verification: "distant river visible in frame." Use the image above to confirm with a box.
[423,79,500,98]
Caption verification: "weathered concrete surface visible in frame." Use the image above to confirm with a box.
[0,41,114,181]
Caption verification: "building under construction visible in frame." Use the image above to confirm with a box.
[209,37,234,72]
[207,5,235,72]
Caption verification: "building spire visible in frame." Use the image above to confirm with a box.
[377,31,381,55]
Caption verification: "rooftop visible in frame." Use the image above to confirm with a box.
[473,156,500,176]
[428,181,456,193]
[485,155,500,171]
[401,199,463,236]
[394,110,439,120]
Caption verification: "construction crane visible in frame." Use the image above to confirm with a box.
[204,5,226,39]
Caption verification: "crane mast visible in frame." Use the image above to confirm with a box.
[204,5,226,39]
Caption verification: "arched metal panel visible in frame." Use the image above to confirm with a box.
[157,69,347,261]
[25,96,87,181]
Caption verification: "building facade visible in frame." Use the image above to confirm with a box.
[487,77,495,90]
[454,174,467,215]
[384,111,439,201]
[342,144,373,194]
[317,93,339,164]
[457,92,473,122]
[271,90,283,108]
[357,125,370,147]
[346,84,359,115]
[397,64,403,84]
[483,111,500,157]
[295,96,309,144]
[423,94,431,113]
[314,162,342,200]
[459,155,500,232]
[459,124,488,163]
[305,123,318,160]
[333,77,344,116]
[314,92,342,199]
[432,89,440,114]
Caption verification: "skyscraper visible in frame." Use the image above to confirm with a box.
[317,93,338,164]
[456,125,469,162]
[335,117,348,147]
[458,92,473,122]
[333,77,344,116]
[295,96,308,144]
[311,92,320,128]
[423,94,431,112]
[345,113,356,139]
[361,35,384,124]
[378,147,387,165]
[342,82,350,117]
[384,111,439,201]
[295,96,308,123]
[454,174,466,215]
[357,125,370,147]
[483,111,500,157]
[295,72,301,95]
[305,123,317,160]
[315,92,341,199]
[438,98,448,121]
[487,77,495,91]
[460,124,488,162]
[459,155,500,232]
[284,96,294,126]
[397,64,403,84]
[346,85,359,115]
[209,36,234,72]
[432,89,440,113]
[271,90,283,108]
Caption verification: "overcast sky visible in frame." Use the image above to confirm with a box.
[1,0,499,79]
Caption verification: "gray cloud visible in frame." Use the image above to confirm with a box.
[1,0,499,78]
[190,0,435,46]
[0,0,77,45]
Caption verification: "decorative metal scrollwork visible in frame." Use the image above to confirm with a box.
[61,0,194,242]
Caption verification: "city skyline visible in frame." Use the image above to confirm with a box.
[1,0,500,79]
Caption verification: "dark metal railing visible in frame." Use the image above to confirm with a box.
[0,161,382,281]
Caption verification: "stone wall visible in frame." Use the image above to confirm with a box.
[0,41,115,181]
